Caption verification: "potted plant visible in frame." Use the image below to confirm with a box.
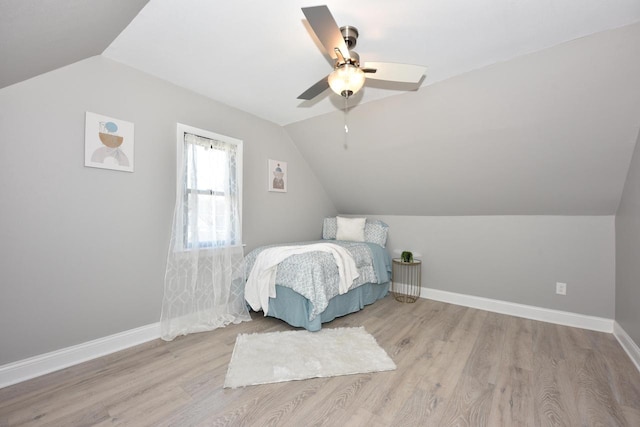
[401,251,414,263]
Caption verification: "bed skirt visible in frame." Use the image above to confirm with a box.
[264,281,390,331]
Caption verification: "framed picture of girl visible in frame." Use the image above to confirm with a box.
[268,159,287,192]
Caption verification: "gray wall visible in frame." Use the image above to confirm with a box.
[0,56,336,364]
[368,215,615,318]
[616,130,640,345]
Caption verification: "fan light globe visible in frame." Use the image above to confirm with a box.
[328,64,365,98]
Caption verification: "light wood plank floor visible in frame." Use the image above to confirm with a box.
[1,296,640,426]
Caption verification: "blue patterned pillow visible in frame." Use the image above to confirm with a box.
[364,219,389,248]
[323,217,337,240]
[323,217,388,247]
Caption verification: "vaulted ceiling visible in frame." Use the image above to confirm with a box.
[104,0,640,126]
[2,0,640,216]
[285,22,640,215]
[0,0,149,89]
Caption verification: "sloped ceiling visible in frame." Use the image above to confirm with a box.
[2,1,640,216]
[285,23,640,215]
[103,0,640,126]
[0,0,149,89]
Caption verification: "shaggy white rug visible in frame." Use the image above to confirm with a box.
[223,326,396,388]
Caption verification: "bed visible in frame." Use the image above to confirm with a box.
[244,217,392,331]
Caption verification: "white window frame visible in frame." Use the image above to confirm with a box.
[175,123,243,251]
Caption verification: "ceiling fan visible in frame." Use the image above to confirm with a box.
[297,5,427,100]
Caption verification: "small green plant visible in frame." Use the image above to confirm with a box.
[401,251,414,263]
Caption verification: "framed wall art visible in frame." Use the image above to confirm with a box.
[268,159,287,192]
[85,112,134,172]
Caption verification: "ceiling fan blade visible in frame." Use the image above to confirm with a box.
[302,5,350,60]
[362,62,426,84]
[297,75,330,100]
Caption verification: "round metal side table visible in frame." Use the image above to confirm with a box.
[391,258,422,303]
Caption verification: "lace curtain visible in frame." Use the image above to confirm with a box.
[160,130,250,341]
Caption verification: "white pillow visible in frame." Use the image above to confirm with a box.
[336,217,366,242]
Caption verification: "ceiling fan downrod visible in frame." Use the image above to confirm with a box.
[340,26,359,49]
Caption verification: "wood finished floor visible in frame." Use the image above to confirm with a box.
[1,296,640,426]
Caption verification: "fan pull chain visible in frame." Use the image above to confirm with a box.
[344,96,349,150]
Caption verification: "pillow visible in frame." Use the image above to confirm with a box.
[323,217,389,247]
[322,217,337,240]
[364,219,389,248]
[336,217,366,242]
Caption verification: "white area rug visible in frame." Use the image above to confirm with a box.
[223,326,396,388]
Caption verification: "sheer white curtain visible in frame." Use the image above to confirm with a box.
[160,127,251,341]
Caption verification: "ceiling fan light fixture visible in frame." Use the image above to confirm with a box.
[328,63,365,98]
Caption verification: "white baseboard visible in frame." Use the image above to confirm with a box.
[0,322,160,389]
[419,287,614,333]
[614,321,640,373]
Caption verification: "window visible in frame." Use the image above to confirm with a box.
[175,124,242,250]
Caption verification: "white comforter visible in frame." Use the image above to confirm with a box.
[244,242,360,315]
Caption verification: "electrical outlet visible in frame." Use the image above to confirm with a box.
[556,282,567,295]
